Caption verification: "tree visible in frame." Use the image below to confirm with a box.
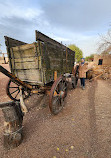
[85,54,94,61]
[98,29,111,54]
[68,44,83,63]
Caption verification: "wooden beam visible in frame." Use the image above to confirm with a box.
[0,101,14,108]
[4,36,27,48]
[35,30,74,52]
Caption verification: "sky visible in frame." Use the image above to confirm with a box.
[0,0,111,57]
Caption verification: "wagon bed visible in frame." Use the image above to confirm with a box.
[5,31,75,86]
[0,31,76,115]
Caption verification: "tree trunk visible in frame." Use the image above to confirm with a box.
[0,101,24,149]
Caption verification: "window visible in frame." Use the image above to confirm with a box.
[98,59,103,65]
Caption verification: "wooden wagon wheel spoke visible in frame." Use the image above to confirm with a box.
[52,96,60,105]
[9,86,19,88]
[61,82,66,90]
[15,90,20,99]
[10,89,19,95]
[6,79,30,101]
[49,76,67,115]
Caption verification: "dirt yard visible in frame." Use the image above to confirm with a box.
[0,64,111,158]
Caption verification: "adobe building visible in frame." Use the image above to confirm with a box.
[91,54,111,80]
[93,54,111,66]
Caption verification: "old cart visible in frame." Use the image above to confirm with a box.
[0,31,76,115]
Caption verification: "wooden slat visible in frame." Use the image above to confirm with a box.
[11,47,35,58]
[16,69,41,81]
[12,43,36,51]
[14,57,37,62]
[4,36,27,73]
[14,61,38,69]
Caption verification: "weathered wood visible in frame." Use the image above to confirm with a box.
[36,30,66,50]
[0,101,23,149]
[4,31,75,85]
[89,73,103,82]
[0,101,14,108]
[10,47,35,59]
[16,69,41,82]
[4,36,27,73]
[14,57,36,62]
[13,61,39,70]
[12,43,36,51]
[4,36,27,48]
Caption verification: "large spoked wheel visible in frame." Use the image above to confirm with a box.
[6,79,30,101]
[49,76,67,115]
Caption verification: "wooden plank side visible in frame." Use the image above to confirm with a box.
[11,58,39,71]
[4,36,27,73]
[14,62,38,70]
[12,43,36,51]
[15,69,41,82]
[9,42,42,84]
[40,41,75,83]
[11,47,35,59]
[14,57,37,62]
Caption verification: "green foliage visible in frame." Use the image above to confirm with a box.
[85,54,94,61]
[68,44,83,63]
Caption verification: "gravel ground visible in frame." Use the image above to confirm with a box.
[0,64,111,158]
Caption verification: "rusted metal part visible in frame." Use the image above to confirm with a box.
[0,65,32,90]
[54,71,57,81]
[31,90,39,94]
[49,75,67,115]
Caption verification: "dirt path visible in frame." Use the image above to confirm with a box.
[0,69,111,158]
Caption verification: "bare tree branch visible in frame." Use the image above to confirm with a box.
[98,29,111,54]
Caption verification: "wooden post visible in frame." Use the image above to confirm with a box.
[0,101,23,149]
[19,87,28,114]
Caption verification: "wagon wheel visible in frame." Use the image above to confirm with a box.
[6,79,30,101]
[49,76,67,115]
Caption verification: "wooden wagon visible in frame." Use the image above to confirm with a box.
[0,31,76,114]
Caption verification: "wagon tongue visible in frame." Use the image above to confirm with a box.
[0,65,32,90]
